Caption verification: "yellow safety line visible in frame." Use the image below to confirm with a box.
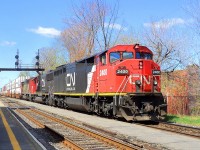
[0,109,21,150]
[53,92,127,96]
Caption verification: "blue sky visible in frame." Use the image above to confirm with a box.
[0,0,194,87]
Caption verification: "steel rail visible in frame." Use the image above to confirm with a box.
[16,109,84,150]
[16,109,45,128]
[3,98,142,149]
[157,121,200,138]
[135,121,200,139]
[31,109,140,150]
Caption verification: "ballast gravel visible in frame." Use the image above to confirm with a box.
[10,99,200,150]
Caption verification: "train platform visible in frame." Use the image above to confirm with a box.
[0,101,45,150]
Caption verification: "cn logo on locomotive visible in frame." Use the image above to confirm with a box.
[129,74,157,85]
[66,73,76,87]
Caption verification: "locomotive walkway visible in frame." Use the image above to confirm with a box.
[0,101,45,150]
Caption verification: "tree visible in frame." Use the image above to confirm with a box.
[95,0,122,51]
[184,0,200,115]
[142,20,187,72]
[18,71,30,77]
[60,0,123,62]
[161,71,189,115]
[39,47,66,72]
[115,29,140,45]
[186,64,200,115]
[185,0,200,69]
[61,23,95,62]
[185,0,200,35]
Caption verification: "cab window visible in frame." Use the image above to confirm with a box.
[136,52,152,60]
[101,54,106,65]
[110,52,120,63]
[123,52,133,59]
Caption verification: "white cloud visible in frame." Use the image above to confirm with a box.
[28,26,61,37]
[144,18,186,29]
[104,23,128,31]
[0,41,16,46]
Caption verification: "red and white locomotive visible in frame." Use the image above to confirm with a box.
[1,44,167,121]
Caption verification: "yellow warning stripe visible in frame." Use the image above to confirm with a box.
[53,92,127,96]
[0,109,21,150]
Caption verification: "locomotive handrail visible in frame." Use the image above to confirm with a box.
[115,76,127,95]
[115,75,131,96]
[119,75,131,95]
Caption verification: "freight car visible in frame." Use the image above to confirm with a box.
[2,44,167,121]
[1,76,29,98]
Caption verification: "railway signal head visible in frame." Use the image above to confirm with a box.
[15,50,19,68]
[35,49,40,68]
[15,55,19,59]
[36,55,39,60]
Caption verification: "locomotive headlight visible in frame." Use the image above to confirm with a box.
[153,80,158,86]
[135,80,141,85]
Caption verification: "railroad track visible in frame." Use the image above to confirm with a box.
[2,98,32,109]
[135,121,200,139]
[17,108,141,150]
[4,98,200,141]
[2,98,143,150]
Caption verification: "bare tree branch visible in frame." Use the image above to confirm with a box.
[60,0,123,62]
[143,20,186,72]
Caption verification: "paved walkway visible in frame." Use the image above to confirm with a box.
[0,106,45,150]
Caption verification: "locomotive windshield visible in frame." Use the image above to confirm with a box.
[136,52,152,60]
[110,52,134,63]
[110,52,120,63]
[123,52,133,59]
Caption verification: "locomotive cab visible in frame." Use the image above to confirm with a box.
[95,44,167,121]
[95,44,160,94]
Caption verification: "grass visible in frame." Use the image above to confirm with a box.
[165,114,200,127]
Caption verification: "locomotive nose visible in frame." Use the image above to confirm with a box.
[128,60,161,93]
[139,60,160,93]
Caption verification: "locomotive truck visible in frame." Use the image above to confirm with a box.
[2,44,167,121]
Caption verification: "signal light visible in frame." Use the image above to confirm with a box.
[15,50,19,68]
[15,55,19,59]
[35,62,39,66]
[35,49,40,68]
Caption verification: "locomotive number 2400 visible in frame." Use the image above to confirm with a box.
[100,69,107,76]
